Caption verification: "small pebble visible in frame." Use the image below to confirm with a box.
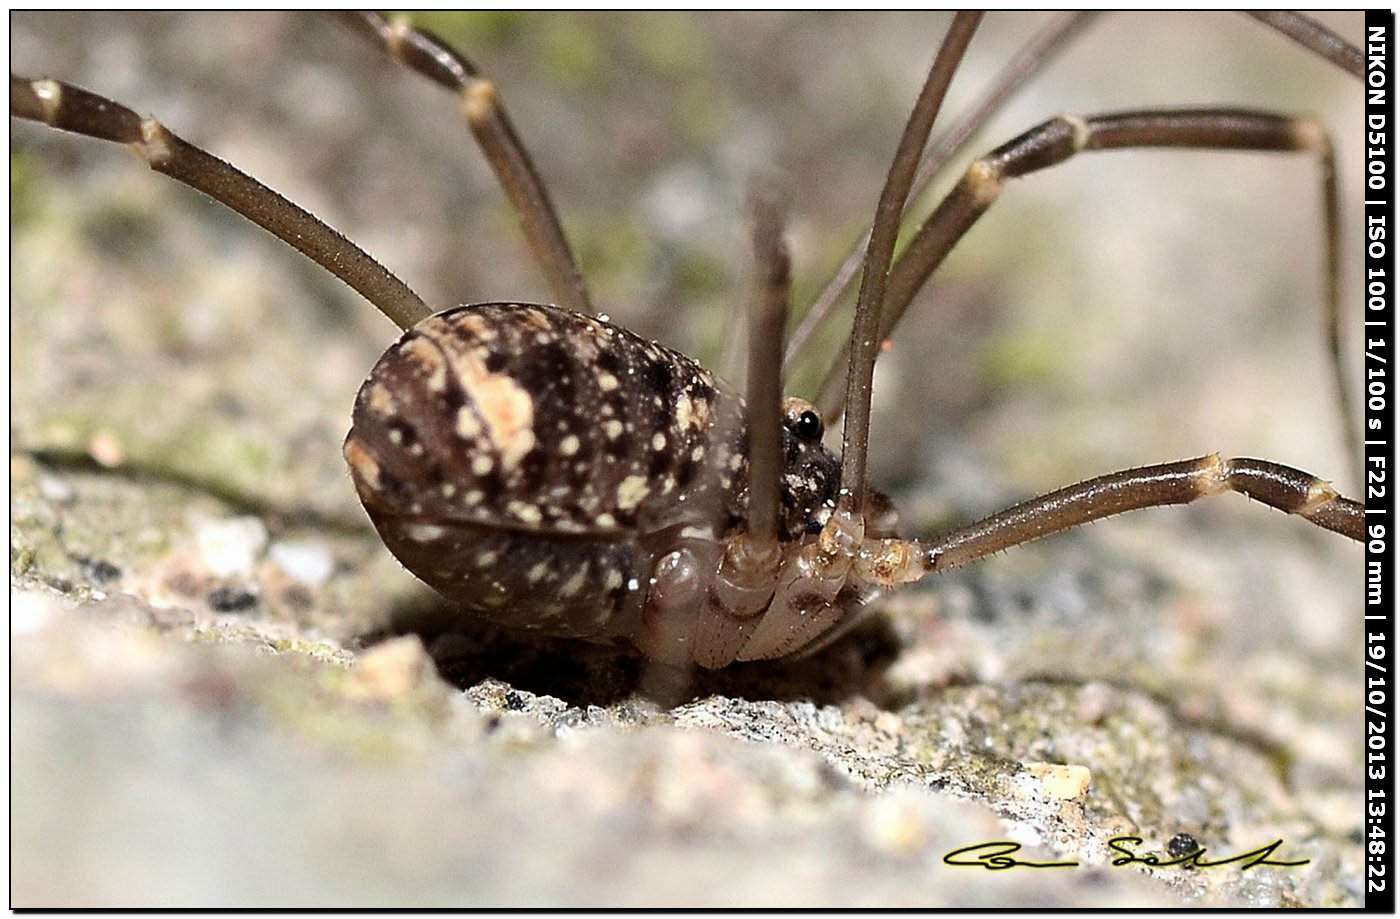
[268,540,334,587]
[87,431,124,468]
[1167,832,1200,858]
[196,516,268,577]
[343,635,430,702]
[1025,762,1092,800]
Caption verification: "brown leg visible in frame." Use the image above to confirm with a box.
[840,11,982,515]
[787,12,1361,377]
[812,107,1357,477]
[1246,11,1364,78]
[737,188,790,557]
[868,455,1363,582]
[338,12,592,316]
[783,12,1097,370]
[706,186,792,629]
[10,74,431,331]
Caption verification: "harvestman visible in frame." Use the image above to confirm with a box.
[10,12,1364,666]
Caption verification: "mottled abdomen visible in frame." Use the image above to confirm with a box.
[344,302,757,641]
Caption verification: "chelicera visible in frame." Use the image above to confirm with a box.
[12,12,1364,667]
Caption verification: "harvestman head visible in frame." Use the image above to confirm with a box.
[10,12,1364,667]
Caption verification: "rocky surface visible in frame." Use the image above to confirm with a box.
[12,11,1364,907]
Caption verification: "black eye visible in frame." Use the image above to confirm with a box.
[793,410,823,442]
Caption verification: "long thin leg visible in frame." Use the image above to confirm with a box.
[338,12,592,316]
[10,74,432,331]
[785,12,1361,374]
[795,10,1360,378]
[840,11,982,515]
[738,187,790,558]
[857,454,1363,586]
[703,186,793,625]
[782,11,1097,370]
[1247,11,1364,78]
[813,108,1356,477]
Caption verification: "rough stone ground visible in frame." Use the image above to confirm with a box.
[12,12,1364,907]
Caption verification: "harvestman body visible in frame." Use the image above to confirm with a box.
[11,12,1365,667]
